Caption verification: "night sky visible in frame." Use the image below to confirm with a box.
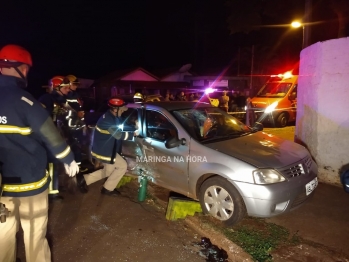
[0,0,341,98]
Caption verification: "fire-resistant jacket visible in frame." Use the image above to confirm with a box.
[39,90,66,120]
[0,75,75,197]
[65,91,85,130]
[65,91,83,112]
[91,109,133,164]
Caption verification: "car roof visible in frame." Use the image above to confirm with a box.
[128,101,212,111]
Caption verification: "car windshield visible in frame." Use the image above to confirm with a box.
[257,82,292,98]
[172,107,252,143]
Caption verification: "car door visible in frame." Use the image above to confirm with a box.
[140,109,190,195]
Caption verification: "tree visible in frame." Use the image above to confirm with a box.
[328,0,349,37]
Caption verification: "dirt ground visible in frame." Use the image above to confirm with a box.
[15,126,349,262]
[16,180,209,262]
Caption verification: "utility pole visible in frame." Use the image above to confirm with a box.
[304,0,312,48]
[237,47,240,76]
[250,45,254,93]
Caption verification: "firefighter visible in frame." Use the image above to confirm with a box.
[39,76,72,202]
[65,74,85,123]
[133,92,144,103]
[39,75,71,121]
[75,98,129,196]
[0,44,79,262]
[64,74,87,167]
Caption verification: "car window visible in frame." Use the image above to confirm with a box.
[257,82,293,97]
[172,107,251,143]
[120,108,138,131]
[146,110,177,142]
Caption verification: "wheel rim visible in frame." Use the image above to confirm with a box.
[203,185,234,221]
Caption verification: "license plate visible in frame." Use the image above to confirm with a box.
[305,177,318,196]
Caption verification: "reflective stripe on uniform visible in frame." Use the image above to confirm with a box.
[0,125,32,135]
[91,151,115,162]
[3,172,50,192]
[96,126,110,134]
[56,146,71,159]
[48,162,59,194]
[66,99,79,103]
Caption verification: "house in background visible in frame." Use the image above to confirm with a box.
[90,65,193,107]
[79,64,253,109]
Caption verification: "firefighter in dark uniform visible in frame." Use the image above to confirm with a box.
[76,98,130,196]
[39,76,72,202]
[64,75,87,168]
[0,44,79,262]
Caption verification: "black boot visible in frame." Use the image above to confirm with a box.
[76,173,88,193]
[101,187,120,196]
[49,194,64,203]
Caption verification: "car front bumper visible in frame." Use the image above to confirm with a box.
[231,170,318,218]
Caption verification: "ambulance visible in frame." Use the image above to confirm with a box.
[251,71,297,127]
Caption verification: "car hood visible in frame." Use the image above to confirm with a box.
[204,131,308,168]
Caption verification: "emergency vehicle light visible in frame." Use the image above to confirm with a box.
[270,71,293,80]
[204,87,216,94]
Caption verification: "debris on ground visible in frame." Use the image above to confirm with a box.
[193,237,229,262]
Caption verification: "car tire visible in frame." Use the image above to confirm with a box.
[276,112,288,127]
[199,176,246,226]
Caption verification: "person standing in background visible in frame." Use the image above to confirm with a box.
[219,90,229,112]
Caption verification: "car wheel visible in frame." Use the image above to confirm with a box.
[199,176,246,226]
[276,112,288,127]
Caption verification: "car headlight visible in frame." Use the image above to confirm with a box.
[253,169,285,184]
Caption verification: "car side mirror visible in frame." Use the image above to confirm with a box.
[165,136,186,149]
[252,122,263,132]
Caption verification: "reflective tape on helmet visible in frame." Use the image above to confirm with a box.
[0,125,32,135]
[3,172,49,192]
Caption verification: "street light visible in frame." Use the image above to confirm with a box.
[291,21,305,49]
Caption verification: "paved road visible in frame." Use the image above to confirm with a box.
[263,126,349,259]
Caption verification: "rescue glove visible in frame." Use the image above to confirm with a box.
[108,127,123,140]
[64,160,80,177]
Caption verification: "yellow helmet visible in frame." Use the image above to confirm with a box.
[133,92,143,99]
[133,92,144,103]
[65,74,80,84]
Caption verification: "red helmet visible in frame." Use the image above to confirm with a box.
[0,44,32,67]
[108,98,126,108]
[50,76,70,89]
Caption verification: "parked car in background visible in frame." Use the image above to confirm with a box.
[121,101,318,226]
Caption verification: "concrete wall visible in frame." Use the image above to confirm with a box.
[296,37,349,186]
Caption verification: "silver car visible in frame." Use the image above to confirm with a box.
[121,101,318,226]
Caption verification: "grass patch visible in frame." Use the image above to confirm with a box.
[201,216,301,262]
